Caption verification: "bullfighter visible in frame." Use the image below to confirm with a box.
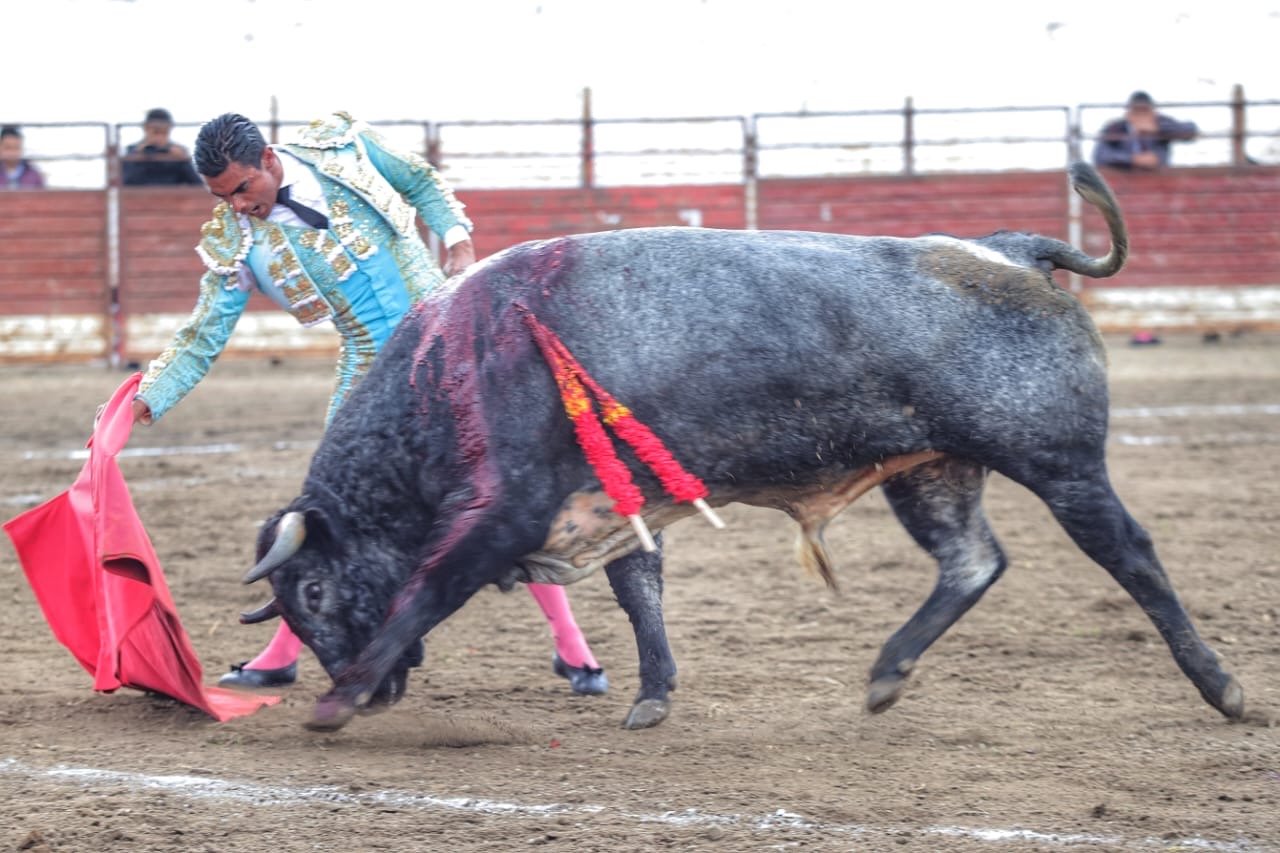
[127,111,609,696]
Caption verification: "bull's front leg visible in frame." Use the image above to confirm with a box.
[307,521,530,732]
[604,535,677,729]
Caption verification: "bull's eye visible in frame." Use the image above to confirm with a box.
[304,581,324,613]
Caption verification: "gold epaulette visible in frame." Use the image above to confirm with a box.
[293,111,363,150]
[195,202,251,275]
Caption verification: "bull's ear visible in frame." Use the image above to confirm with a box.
[301,505,347,554]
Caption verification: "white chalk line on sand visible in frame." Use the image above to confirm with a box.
[0,758,1265,851]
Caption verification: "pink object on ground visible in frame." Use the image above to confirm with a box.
[3,374,280,721]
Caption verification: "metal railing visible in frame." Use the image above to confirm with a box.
[7,86,1278,191]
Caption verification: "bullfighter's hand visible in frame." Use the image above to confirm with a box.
[444,240,476,277]
[131,398,153,425]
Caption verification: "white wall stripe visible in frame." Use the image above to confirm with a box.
[1112,432,1280,446]
[1111,403,1280,419]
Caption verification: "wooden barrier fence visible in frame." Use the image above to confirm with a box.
[2,165,1277,363]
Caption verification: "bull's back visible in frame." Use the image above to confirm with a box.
[464,227,1111,480]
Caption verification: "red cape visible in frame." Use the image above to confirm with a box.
[3,374,279,721]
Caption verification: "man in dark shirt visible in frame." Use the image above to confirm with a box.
[121,108,201,185]
[1093,91,1198,171]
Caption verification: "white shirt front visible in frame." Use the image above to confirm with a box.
[271,148,330,228]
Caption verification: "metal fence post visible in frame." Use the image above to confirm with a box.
[268,95,280,145]
[105,122,123,367]
[581,86,595,189]
[426,121,441,166]
[903,96,916,177]
[1231,84,1247,167]
[744,115,758,231]
[1066,108,1084,295]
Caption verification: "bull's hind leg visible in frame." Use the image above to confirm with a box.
[603,534,677,729]
[1032,465,1244,719]
[868,459,1007,713]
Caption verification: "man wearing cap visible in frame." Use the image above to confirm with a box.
[122,108,201,185]
[1093,91,1199,171]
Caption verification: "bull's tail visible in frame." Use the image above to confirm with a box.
[1040,162,1129,280]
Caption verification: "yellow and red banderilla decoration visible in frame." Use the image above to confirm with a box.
[524,313,724,551]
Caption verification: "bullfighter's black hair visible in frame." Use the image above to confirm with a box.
[194,113,267,178]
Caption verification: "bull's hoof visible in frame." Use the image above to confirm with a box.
[1216,676,1245,720]
[305,696,357,732]
[364,670,409,710]
[622,698,670,730]
[866,677,906,714]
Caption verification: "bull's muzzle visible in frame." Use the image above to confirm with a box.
[242,511,306,584]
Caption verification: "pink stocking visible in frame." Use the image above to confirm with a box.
[244,621,303,670]
[527,583,599,669]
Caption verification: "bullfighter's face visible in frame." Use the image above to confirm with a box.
[204,146,283,220]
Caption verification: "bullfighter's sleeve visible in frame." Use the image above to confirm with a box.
[357,129,474,242]
[135,270,251,422]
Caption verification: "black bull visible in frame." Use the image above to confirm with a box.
[242,162,1244,733]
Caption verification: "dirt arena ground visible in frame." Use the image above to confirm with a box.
[0,332,1276,852]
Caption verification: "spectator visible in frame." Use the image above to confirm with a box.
[1093,91,1198,171]
[1,125,46,189]
[121,108,201,185]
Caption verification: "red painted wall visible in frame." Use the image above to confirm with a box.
[758,171,1069,240]
[1079,167,1280,288]
[3,166,1278,361]
[0,190,108,317]
[461,184,746,258]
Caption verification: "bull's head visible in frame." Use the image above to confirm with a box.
[242,504,423,718]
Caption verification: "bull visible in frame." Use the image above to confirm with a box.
[240,162,1244,733]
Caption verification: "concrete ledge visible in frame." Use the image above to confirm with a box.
[1084,285,1280,332]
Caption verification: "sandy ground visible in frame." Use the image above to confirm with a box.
[0,333,1277,853]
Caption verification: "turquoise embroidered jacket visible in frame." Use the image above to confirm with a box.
[137,112,472,424]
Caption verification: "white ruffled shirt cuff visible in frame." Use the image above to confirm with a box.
[444,225,471,248]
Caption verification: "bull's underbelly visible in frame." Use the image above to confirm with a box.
[512,450,945,586]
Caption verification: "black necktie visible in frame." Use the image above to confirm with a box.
[275,185,329,229]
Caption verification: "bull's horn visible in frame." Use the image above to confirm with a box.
[242,511,306,584]
[239,597,282,624]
